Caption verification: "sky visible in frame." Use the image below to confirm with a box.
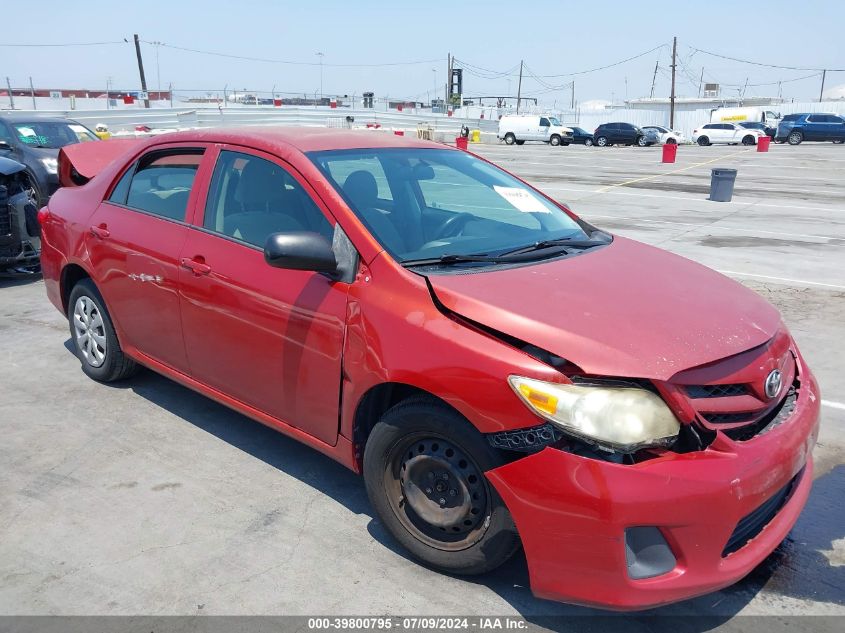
[3,0,844,105]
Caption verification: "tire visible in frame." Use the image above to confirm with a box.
[503,133,516,145]
[515,140,525,145]
[549,134,561,146]
[596,136,609,147]
[24,172,44,209]
[787,131,803,145]
[742,135,756,146]
[697,136,710,146]
[561,142,570,146]
[833,139,844,144]
[636,135,647,147]
[666,138,677,144]
[584,138,593,146]
[363,397,520,575]
[68,278,138,383]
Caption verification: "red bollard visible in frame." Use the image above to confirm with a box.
[757,136,771,152]
[455,136,468,150]
[662,143,677,163]
[394,130,404,136]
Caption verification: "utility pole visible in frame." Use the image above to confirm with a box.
[819,69,827,102]
[133,34,150,108]
[446,53,451,104]
[669,36,677,129]
[698,67,704,98]
[650,61,659,99]
[5,77,14,109]
[516,60,523,114]
[29,77,36,110]
[316,52,324,102]
[169,83,173,108]
[571,81,575,109]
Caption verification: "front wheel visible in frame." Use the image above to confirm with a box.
[584,138,593,146]
[363,397,520,575]
[549,134,561,146]
[68,279,138,382]
[666,138,677,144]
[788,131,803,145]
[742,135,757,146]
[833,139,844,144]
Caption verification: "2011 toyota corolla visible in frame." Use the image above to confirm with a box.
[39,128,820,610]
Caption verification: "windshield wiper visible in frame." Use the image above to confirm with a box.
[500,236,606,257]
[401,253,513,267]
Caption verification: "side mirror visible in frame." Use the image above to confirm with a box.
[264,231,337,274]
[0,141,12,151]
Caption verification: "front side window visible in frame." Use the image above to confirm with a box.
[309,148,593,266]
[203,150,333,248]
[125,150,203,221]
[540,117,551,127]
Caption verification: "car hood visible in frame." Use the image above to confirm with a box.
[426,237,781,381]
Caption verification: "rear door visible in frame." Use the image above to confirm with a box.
[177,146,349,445]
[85,144,210,371]
[804,114,826,141]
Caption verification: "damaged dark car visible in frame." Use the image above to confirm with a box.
[0,156,41,273]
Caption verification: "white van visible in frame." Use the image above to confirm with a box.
[710,107,781,128]
[498,115,574,146]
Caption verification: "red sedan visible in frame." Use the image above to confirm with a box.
[39,128,820,610]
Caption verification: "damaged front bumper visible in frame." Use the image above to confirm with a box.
[485,369,820,610]
[0,186,41,273]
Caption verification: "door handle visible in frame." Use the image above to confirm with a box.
[89,224,110,239]
[180,257,211,275]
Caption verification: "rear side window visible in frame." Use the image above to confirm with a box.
[108,165,135,205]
[125,149,204,221]
[807,114,825,123]
[703,124,716,129]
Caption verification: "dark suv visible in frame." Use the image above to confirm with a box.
[776,113,845,145]
[592,122,651,147]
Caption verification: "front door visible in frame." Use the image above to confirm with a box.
[178,147,349,445]
[85,145,208,371]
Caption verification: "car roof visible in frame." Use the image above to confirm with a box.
[142,126,446,154]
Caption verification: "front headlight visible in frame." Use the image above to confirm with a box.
[508,376,680,451]
[40,157,58,174]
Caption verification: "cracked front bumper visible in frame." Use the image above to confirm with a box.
[486,369,820,610]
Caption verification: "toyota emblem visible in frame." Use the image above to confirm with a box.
[764,369,783,400]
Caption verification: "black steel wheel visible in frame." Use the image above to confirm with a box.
[363,397,520,575]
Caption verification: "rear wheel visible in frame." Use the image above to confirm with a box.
[549,134,561,146]
[833,139,844,144]
[697,136,710,146]
[503,133,516,145]
[787,131,803,145]
[742,135,756,146]
[363,397,520,575]
[596,136,609,147]
[68,279,138,383]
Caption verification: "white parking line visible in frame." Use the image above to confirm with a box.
[716,270,845,290]
[822,400,845,411]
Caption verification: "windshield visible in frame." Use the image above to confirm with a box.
[12,121,98,148]
[549,117,561,126]
[309,148,591,265]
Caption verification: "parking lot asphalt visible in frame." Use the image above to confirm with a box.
[1,140,843,629]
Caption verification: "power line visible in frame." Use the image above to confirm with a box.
[0,40,128,47]
[143,41,441,68]
[687,45,845,72]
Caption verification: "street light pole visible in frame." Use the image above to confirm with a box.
[432,68,437,104]
[316,52,324,103]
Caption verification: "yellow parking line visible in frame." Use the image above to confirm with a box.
[593,148,753,193]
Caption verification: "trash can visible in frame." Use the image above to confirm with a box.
[757,136,771,152]
[709,168,737,202]
[471,129,481,143]
[456,136,469,150]
[662,143,677,163]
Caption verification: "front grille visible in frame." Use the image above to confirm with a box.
[722,468,803,556]
[687,384,747,398]
[703,412,755,424]
[722,387,797,441]
[0,205,11,236]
